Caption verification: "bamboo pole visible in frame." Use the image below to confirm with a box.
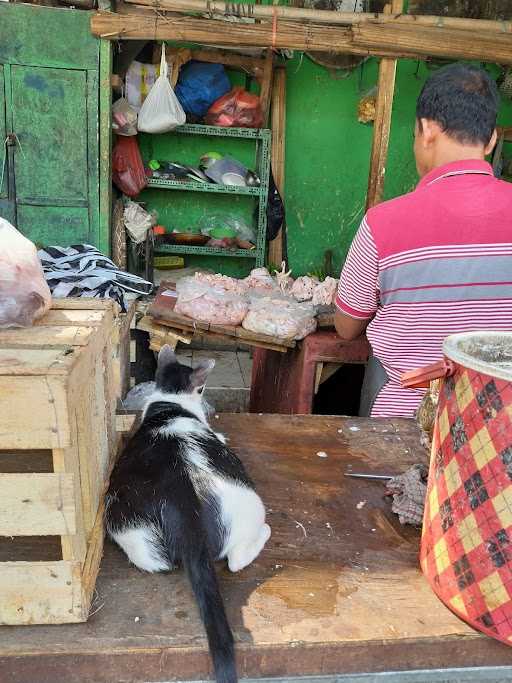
[268,68,286,267]
[366,1,401,211]
[123,0,512,34]
[90,12,512,65]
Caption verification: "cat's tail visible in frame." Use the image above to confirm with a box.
[181,526,237,683]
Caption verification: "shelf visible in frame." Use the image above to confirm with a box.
[154,243,260,259]
[173,124,271,140]
[146,177,264,196]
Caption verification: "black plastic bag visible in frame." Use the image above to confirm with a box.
[266,167,285,241]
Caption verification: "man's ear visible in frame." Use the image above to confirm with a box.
[485,128,498,156]
[419,118,438,147]
[190,359,215,393]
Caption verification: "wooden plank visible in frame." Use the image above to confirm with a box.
[0,473,76,536]
[3,415,508,679]
[124,0,512,33]
[0,326,95,349]
[0,560,83,625]
[50,298,119,312]
[0,376,70,450]
[259,48,274,126]
[366,1,401,210]
[90,11,512,64]
[116,413,138,434]
[35,309,108,326]
[0,348,78,376]
[137,315,192,345]
[52,447,87,564]
[268,67,286,266]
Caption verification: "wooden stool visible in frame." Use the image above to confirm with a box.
[249,331,370,414]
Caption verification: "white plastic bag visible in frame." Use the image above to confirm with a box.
[0,218,52,328]
[137,45,186,134]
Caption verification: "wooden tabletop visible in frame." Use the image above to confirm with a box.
[1,415,510,683]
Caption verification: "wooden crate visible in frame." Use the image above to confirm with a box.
[0,299,130,625]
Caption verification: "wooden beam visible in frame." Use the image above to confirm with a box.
[123,0,512,34]
[90,12,512,64]
[259,49,274,126]
[268,67,286,267]
[366,1,401,211]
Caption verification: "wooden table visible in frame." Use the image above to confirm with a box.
[1,415,510,683]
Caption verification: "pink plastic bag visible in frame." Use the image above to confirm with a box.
[0,218,52,328]
[205,87,263,128]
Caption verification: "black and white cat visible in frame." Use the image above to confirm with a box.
[105,345,271,683]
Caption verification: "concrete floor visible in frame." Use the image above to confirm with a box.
[176,348,252,412]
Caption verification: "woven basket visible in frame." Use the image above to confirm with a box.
[417,332,512,645]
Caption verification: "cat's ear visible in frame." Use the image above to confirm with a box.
[190,359,215,394]
[157,344,177,368]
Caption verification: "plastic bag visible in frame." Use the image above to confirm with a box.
[112,135,147,197]
[125,61,159,112]
[175,61,231,117]
[357,86,377,124]
[175,276,248,325]
[242,296,317,340]
[265,167,286,241]
[205,87,263,128]
[124,201,154,244]
[0,218,52,328]
[199,214,256,243]
[137,45,186,134]
[112,97,138,136]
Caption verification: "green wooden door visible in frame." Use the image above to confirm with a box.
[0,65,15,225]
[10,65,92,246]
[0,3,110,253]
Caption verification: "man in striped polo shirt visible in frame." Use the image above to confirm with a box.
[334,64,512,418]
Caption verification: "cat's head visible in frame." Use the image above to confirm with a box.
[155,345,215,401]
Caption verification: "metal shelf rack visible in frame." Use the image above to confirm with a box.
[150,124,271,267]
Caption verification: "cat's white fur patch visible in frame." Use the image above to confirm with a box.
[143,390,207,423]
[111,525,170,572]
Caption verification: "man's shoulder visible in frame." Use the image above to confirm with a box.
[366,188,418,228]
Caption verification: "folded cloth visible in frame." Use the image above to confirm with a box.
[386,464,428,526]
[38,244,152,311]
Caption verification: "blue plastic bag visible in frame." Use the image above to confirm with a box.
[175,62,231,118]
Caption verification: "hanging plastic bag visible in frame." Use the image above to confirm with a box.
[124,200,154,244]
[125,61,159,112]
[112,135,147,197]
[0,218,52,328]
[137,45,186,134]
[205,87,263,128]
[112,97,138,136]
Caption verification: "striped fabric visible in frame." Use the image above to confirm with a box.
[336,160,512,418]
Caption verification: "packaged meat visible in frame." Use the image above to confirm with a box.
[175,276,248,326]
[244,267,276,291]
[242,297,317,341]
[0,218,52,328]
[312,276,338,306]
[193,271,248,295]
[291,275,318,302]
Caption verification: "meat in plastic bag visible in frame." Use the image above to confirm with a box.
[312,276,338,306]
[0,218,52,328]
[243,296,317,340]
[291,275,318,302]
[205,87,263,128]
[175,276,248,326]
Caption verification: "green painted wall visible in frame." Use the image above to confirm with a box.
[284,56,512,277]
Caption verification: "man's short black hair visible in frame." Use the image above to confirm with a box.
[416,63,499,146]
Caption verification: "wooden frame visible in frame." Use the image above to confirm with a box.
[0,299,133,625]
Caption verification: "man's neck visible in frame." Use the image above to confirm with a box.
[430,143,486,172]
